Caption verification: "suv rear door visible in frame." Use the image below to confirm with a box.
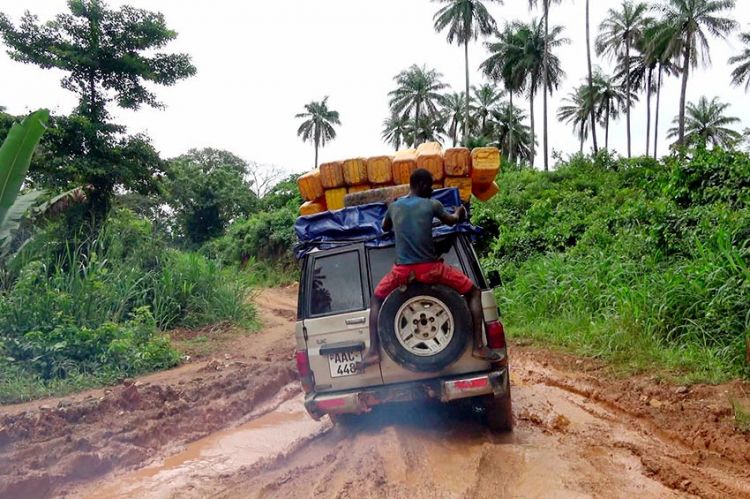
[367,236,491,384]
[302,244,384,392]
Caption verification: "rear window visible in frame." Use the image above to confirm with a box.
[309,250,365,316]
[367,242,463,294]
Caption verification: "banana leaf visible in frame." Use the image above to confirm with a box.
[0,109,49,231]
[0,190,43,248]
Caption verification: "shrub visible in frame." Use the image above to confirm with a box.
[0,208,255,399]
[477,149,750,381]
[152,250,254,329]
[205,206,298,267]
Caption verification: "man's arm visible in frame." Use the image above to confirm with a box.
[437,204,467,227]
[382,207,393,232]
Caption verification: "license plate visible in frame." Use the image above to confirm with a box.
[328,350,362,378]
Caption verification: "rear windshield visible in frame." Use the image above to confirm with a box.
[309,250,365,317]
[367,242,463,295]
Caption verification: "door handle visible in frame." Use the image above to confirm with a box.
[345,317,366,326]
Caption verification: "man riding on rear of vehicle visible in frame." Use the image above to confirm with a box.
[363,168,502,366]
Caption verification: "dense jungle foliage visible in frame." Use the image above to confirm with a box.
[474,148,750,381]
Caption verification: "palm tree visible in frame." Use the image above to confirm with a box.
[596,1,650,158]
[642,19,682,158]
[615,21,677,157]
[433,0,502,145]
[557,85,592,153]
[382,112,411,150]
[528,0,568,171]
[490,103,534,163]
[592,69,629,150]
[481,22,528,164]
[655,0,737,147]
[295,97,341,168]
[441,92,468,146]
[388,64,448,146]
[729,31,750,91]
[491,19,566,169]
[585,0,599,154]
[472,82,505,136]
[667,95,741,147]
[406,115,447,146]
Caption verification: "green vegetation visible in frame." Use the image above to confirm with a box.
[474,148,750,382]
[667,96,742,148]
[164,148,258,246]
[0,209,254,403]
[732,398,750,432]
[432,0,502,143]
[0,2,300,404]
[3,0,750,406]
[0,110,49,259]
[0,0,196,219]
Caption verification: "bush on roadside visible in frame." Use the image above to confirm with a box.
[474,148,750,381]
[0,208,255,402]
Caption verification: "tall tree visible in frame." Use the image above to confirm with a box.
[472,83,505,136]
[729,31,750,91]
[528,0,566,171]
[441,92,468,146]
[295,97,341,168]
[406,115,447,146]
[432,0,502,144]
[596,1,650,158]
[585,0,599,154]
[655,0,737,147]
[557,85,592,153]
[592,70,629,150]
[165,148,257,245]
[382,112,411,150]
[482,22,528,164]
[484,20,565,168]
[490,103,534,163]
[0,0,196,217]
[667,95,741,148]
[388,64,447,146]
[642,20,682,158]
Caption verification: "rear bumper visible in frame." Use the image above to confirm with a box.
[304,367,509,420]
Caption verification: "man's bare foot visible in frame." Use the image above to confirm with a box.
[472,347,503,361]
[358,350,380,370]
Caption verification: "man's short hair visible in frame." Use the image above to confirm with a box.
[410,168,433,189]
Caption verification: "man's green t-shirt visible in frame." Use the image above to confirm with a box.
[384,196,447,265]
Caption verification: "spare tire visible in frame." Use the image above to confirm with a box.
[378,284,470,372]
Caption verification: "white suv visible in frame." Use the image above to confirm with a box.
[293,233,512,431]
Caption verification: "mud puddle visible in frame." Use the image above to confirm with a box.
[79,392,328,499]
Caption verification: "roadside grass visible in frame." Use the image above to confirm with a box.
[0,210,260,405]
[732,397,750,433]
[506,317,743,384]
[477,150,750,384]
[0,366,109,405]
[239,256,299,288]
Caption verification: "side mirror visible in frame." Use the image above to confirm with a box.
[486,269,502,288]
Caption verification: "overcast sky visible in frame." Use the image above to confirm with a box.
[1,0,748,174]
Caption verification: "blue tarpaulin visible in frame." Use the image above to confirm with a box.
[294,188,481,259]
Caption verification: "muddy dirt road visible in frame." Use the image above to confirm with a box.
[2,286,749,498]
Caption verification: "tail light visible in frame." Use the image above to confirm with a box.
[485,320,506,349]
[295,350,314,393]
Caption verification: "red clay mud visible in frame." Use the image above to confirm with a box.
[2,285,750,499]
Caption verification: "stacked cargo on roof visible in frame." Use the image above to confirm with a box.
[296,142,502,216]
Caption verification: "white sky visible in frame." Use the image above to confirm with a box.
[1,0,748,173]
